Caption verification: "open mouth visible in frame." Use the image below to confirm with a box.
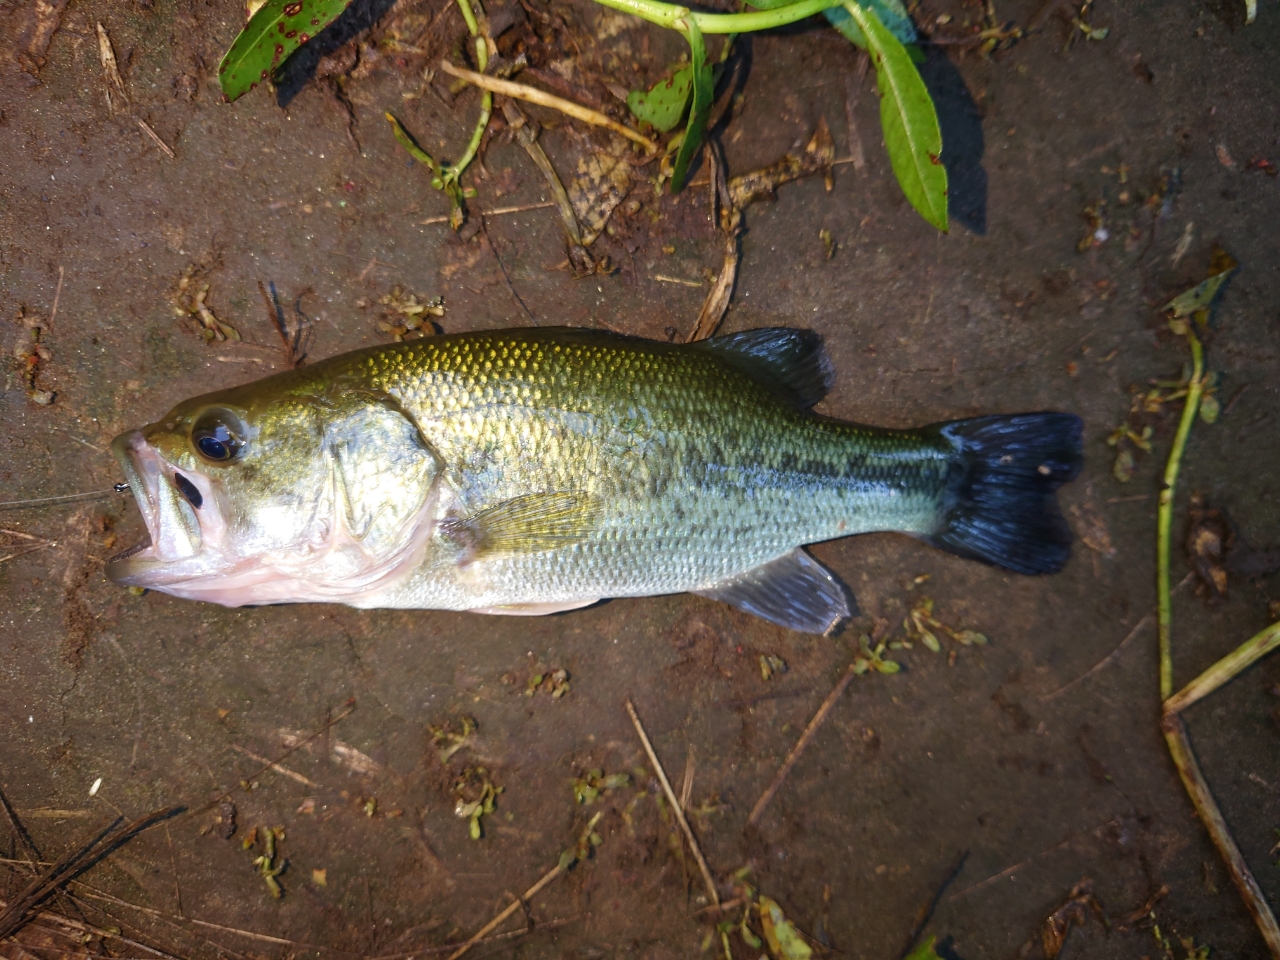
[106,430,204,584]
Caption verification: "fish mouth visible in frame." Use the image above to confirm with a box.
[106,430,212,587]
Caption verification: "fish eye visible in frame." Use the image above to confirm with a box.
[191,409,246,463]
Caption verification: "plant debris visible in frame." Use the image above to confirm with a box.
[572,769,632,805]
[173,264,240,342]
[11,308,54,405]
[853,634,900,675]
[1185,494,1233,604]
[894,597,987,654]
[247,826,287,898]
[428,715,477,762]
[759,654,788,681]
[525,668,571,698]
[376,286,445,341]
[453,766,502,839]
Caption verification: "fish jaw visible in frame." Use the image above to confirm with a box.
[106,429,233,589]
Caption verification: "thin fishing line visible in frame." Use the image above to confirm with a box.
[0,489,124,510]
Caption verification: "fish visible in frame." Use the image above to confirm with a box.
[107,327,1083,634]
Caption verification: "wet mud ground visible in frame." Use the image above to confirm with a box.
[2,0,1279,955]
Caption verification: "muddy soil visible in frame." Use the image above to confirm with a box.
[1,0,1278,956]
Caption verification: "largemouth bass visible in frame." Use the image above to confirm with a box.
[107,327,1082,634]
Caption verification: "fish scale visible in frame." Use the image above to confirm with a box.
[349,329,952,611]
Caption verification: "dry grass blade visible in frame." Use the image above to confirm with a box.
[0,806,182,941]
[689,143,740,342]
[439,61,658,152]
[624,700,719,906]
[229,744,320,787]
[747,663,857,826]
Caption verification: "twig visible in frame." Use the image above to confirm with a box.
[652,274,703,287]
[0,784,44,872]
[896,851,968,960]
[625,700,720,906]
[747,664,857,826]
[228,744,320,787]
[444,863,566,960]
[48,266,64,328]
[420,200,557,225]
[440,61,659,152]
[1158,329,1204,700]
[947,820,1118,901]
[1164,620,1280,716]
[1161,715,1280,951]
[95,23,127,115]
[136,119,175,159]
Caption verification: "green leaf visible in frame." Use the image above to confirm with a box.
[218,0,356,103]
[628,65,694,133]
[905,935,945,960]
[670,18,714,192]
[757,896,814,960]
[842,1,947,231]
[823,0,916,48]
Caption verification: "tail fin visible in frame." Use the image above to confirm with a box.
[928,413,1083,575]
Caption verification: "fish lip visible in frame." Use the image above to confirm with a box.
[105,430,202,585]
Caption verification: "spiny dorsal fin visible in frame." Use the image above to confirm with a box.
[694,548,853,635]
[440,492,600,562]
[690,328,834,408]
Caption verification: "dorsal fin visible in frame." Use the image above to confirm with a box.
[690,328,834,408]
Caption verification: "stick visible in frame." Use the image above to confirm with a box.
[1163,620,1280,716]
[229,744,321,787]
[439,61,659,152]
[747,664,857,827]
[444,862,565,960]
[1161,715,1280,952]
[136,119,175,159]
[48,266,64,328]
[625,700,720,906]
[1158,329,1204,700]
[420,200,557,225]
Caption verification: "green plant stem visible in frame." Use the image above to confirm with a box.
[590,0,842,33]
[445,0,492,185]
[1164,620,1280,717]
[1157,328,1204,700]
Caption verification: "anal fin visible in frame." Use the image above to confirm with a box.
[694,549,853,635]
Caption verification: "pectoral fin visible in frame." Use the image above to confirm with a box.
[694,549,854,635]
[441,492,601,561]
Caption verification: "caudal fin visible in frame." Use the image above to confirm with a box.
[928,413,1083,575]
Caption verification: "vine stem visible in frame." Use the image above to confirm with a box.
[590,0,843,34]
[445,0,492,186]
[1157,326,1203,700]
